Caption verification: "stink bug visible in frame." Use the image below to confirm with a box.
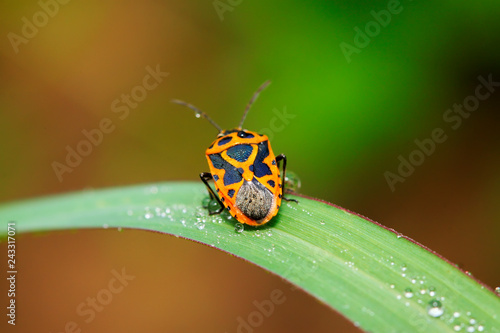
[172,81,297,226]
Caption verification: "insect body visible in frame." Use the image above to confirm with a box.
[173,81,296,226]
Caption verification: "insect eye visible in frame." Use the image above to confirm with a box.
[238,131,254,138]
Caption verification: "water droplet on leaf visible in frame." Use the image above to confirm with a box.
[284,171,301,193]
[427,300,444,317]
[195,220,205,230]
[234,223,244,233]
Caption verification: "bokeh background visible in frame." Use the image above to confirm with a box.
[1,1,499,332]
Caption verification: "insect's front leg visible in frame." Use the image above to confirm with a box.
[199,172,225,214]
[275,154,298,203]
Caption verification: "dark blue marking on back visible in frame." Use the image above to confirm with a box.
[209,154,243,186]
[213,174,219,181]
[227,144,253,162]
[218,136,232,146]
[267,180,275,188]
[253,141,272,178]
[228,189,235,198]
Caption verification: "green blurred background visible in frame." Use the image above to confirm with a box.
[1,1,499,332]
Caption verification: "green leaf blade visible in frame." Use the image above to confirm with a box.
[0,182,498,332]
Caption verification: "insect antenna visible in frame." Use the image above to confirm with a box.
[238,80,271,130]
[171,99,223,133]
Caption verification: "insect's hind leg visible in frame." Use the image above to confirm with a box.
[200,172,225,214]
[275,154,299,203]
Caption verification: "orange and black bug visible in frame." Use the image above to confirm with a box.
[172,81,297,226]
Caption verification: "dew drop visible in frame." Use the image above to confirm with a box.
[454,324,462,331]
[284,171,301,192]
[401,265,407,272]
[477,324,484,332]
[234,223,244,233]
[419,289,426,295]
[427,300,444,318]
[429,286,436,297]
[201,197,210,207]
[320,221,325,225]
[103,224,109,229]
[390,284,395,289]
[209,200,220,210]
[195,112,201,118]
[466,326,475,332]
[195,220,205,230]
[495,286,500,295]
[453,311,460,318]
[117,227,122,232]
[404,288,414,298]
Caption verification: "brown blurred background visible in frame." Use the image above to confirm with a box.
[1,1,499,332]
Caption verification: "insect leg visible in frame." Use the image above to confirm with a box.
[275,154,299,203]
[199,172,225,214]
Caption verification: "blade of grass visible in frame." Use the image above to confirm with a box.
[0,182,498,332]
